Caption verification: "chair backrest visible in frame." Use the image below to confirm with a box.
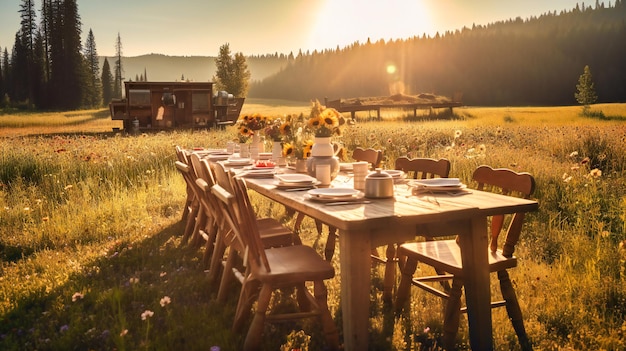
[229,176,271,272]
[211,181,248,262]
[472,165,536,257]
[210,161,235,193]
[352,147,383,170]
[193,159,223,220]
[394,157,450,179]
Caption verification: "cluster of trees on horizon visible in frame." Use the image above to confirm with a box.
[249,1,626,106]
[1,1,625,111]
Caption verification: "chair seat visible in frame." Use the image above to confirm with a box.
[398,240,518,277]
[257,245,335,285]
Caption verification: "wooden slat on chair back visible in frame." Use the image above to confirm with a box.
[231,177,272,273]
[210,183,248,262]
[395,157,450,179]
[352,147,383,169]
[472,165,536,257]
[210,162,235,193]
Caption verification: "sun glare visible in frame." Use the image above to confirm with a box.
[308,0,432,52]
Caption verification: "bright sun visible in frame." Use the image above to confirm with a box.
[307,0,432,51]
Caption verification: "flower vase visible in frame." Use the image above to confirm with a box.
[272,141,283,162]
[307,137,339,180]
[295,158,307,173]
[252,133,264,153]
[239,143,250,158]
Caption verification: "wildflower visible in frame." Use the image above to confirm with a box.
[589,168,602,178]
[64,185,73,190]
[60,325,69,333]
[581,157,590,165]
[159,271,167,277]
[571,165,580,171]
[42,216,49,222]
[368,133,376,141]
[141,310,154,321]
[120,329,128,337]
[569,151,579,158]
[562,173,573,183]
[160,296,171,307]
[400,147,407,154]
[454,130,462,138]
[23,207,30,212]
[129,277,139,284]
[478,144,486,153]
[386,138,392,144]
[72,292,84,302]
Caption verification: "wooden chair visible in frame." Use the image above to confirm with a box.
[352,147,383,170]
[205,162,295,303]
[372,157,451,302]
[394,165,535,350]
[212,177,340,350]
[174,158,204,246]
[175,146,195,222]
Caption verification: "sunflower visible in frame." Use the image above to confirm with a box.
[320,109,339,128]
[308,116,322,129]
[239,126,252,136]
[282,143,294,157]
[302,140,313,158]
[279,122,292,135]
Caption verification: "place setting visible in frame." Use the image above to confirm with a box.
[407,178,472,196]
[239,160,278,178]
[273,173,320,191]
[304,188,369,205]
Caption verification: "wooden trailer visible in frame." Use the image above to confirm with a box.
[109,81,244,131]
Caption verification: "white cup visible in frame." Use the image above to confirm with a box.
[352,161,369,190]
[226,141,235,154]
[316,164,331,186]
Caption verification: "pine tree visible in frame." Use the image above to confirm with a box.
[83,28,101,107]
[113,33,123,98]
[575,65,598,114]
[101,57,114,106]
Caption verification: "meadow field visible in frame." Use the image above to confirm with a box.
[0,101,625,350]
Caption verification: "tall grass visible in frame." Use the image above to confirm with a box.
[0,103,625,350]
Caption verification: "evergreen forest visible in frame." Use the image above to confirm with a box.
[1,1,625,110]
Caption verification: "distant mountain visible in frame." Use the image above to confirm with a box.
[97,53,288,82]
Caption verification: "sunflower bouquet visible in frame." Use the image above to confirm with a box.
[279,114,314,159]
[234,113,270,142]
[307,100,346,137]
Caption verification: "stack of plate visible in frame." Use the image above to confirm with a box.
[409,178,468,194]
[305,188,364,202]
[223,157,253,167]
[274,174,319,190]
[258,152,273,160]
[206,151,231,161]
[384,170,406,183]
[239,169,276,178]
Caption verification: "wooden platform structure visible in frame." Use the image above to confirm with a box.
[325,93,463,120]
[109,81,244,131]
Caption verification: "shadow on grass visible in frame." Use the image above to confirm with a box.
[0,221,245,350]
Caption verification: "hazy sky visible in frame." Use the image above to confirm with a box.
[1,0,584,57]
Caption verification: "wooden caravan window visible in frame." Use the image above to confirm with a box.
[192,92,211,113]
[128,89,151,107]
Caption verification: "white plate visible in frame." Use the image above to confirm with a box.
[275,174,317,184]
[225,157,253,166]
[240,169,276,178]
[207,154,230,161]
[384,170,405,178]
[274,181,319,190]
[304,192,365,203]
[307,188,360,198]
[411,178,462,187]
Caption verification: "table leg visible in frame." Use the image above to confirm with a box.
[458,217,493,350]
[339,229,371,351]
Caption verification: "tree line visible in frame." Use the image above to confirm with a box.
[249,1,626,106]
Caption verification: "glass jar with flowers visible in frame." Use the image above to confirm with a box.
[235,113,268,155]
[263,117,285,162]
[279,114,313,172]
[305,100,347,180]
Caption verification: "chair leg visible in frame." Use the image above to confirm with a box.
[233,275,259,333]
[217,249,237,302]
[313,280,340,350]
[208,229,227,283]
[243,284,273,351]
[498,270,532,351]
[202,222,219,268]
[442,278,463,351]
[324,229,337,261]
[383,244,397,302]
[181,200,199,244]
[394,253,418,314]
[189,210,208,248]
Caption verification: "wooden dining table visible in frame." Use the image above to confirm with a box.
[234,169,538,350]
